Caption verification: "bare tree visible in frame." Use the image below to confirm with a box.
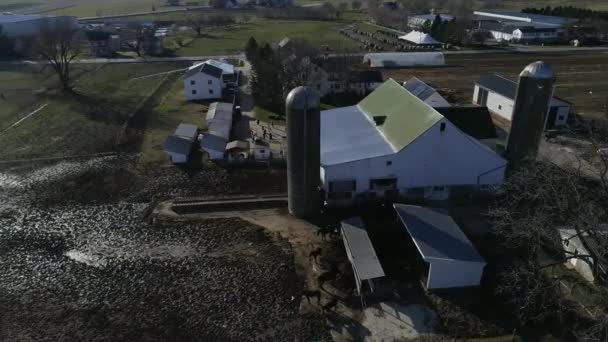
[32,18,80,91]
[278,39,320,93]
[187,13,207,36]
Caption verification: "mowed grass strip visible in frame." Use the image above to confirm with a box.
[0,62,187,160]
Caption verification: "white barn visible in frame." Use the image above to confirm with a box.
[321,79,507,207]
[403,77,450,107]
[473,74,571,128]
[394,204,486,289]
[182,63,223,101]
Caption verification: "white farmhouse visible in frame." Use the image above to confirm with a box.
[473,74,571,128]
[182,63,223,101]
[403,77,450,107]
[321,79,507,207]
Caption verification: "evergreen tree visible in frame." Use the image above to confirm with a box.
[245,36,258,62]
[0,25,15,58]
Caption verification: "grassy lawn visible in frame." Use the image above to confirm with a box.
[170,19,359,56]
[0,62,186,160]
[139,79,206,164]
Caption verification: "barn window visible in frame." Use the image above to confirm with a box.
[432,186,445,192]
[260,149,265,153]
[373,116,387,126]
[192,89,197,95]
[386,161,392,166]
[558,115,565,121]
[190,80,196,85]
[208,80,213,84]
[498,105,502,110]
[209,89,214,94]
[370,178,397,190]
[440,122,446,132]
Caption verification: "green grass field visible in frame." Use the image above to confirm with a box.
[168,18,358,56]
[0,62,187,160]
[139,79,206,164]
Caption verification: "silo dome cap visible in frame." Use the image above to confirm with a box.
[286,86,320,110]
[520,61,555,80]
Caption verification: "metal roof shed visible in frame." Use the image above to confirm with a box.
[174,123,198,140]
[341,217,385,296]
[363,52,445,68]
[393,204,486,290]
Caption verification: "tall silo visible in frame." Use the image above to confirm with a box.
[506,61,556,168]
[285,86,321,218]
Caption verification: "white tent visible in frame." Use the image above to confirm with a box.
[399,31,443,45]
[363,52,446,68]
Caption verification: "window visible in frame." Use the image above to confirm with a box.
[209,89,214,94]
[317,84,321,90]
[190,80,196,85]
[432,186,445,192]
[440,122,446,132]
[327,192,352,200]
[386,161,392,166]
[191,89,197,95]
[208,80,212,85]
[498,105,502,110]
[370,178,397,190]
[260,149,265,153]
[558,115,565,121]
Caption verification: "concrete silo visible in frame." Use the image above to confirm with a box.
[285,86,321,218]
[506,61,556,168]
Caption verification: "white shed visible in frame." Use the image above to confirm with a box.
[363,52,446,68]
[473,74,571,128]
[394,204,486,289]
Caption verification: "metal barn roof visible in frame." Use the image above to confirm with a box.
[341,217,385,281]
[163,135,193,155]
[173,123,198,140]
[394,204,485,263]
[474,10,577,27]
[206,102,233,122]
[321,79,445,166]
[203,59,235,75]
[476,74,517,100]
[201,134,228,152]
[359,79,443,151]
[182,62,223,79]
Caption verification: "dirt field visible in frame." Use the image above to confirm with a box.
[383,51,608,119]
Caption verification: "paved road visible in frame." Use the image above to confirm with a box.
[78,6,209,21]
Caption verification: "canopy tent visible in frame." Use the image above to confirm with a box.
[363,52,446,68]
[393,204,486,290]
[398,31,443,45]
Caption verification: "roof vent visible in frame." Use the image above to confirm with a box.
[373,116,387,126]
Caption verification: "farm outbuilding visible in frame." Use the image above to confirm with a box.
[403,77,450,107]
[341,217,385,300]
[394,204,486,290]
[320,79,507,207]
[163,123,198,164]
[473,74,571,128]
[363,52,445,68]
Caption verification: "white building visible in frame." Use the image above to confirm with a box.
[473,74,571,128]
[321,79,507,207]
[394,204,486,290]
[163,123,198,164]
[474,10,577,43]
[363,52,445,68]
[398,31,443,46]
[403,77,450,107]
[182,63,223,101]
[201,102,233,159]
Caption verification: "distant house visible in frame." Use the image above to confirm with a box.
[304,58,383,97]
[483,23,560,43]
[408,14,455,30]
[346,70,384,96]
[321,79,507,207]
[182,63,224,101]
[137,27,164,55]
[473,74,571,128]
[403,77,450,107]
[163,123,198,164]
[85,30,120,57]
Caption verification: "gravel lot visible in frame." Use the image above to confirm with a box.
[0,156,327,341]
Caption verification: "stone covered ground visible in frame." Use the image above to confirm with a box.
[0,155,330,341]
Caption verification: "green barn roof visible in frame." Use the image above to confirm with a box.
[357,79,444,151]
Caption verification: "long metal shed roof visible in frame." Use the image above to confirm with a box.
[174,123,198,140]
[393,204,485,263]
[341,217,385,281]
[206,102,233,122]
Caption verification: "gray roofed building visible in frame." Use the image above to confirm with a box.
[206,102,233,122]
[476,74,517,100]
[394,204,484,263]
[348,70,383,84]
[200,134,228,160]
[403,77,450,108]
[174,123,198,140]
[163,136,194,164]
